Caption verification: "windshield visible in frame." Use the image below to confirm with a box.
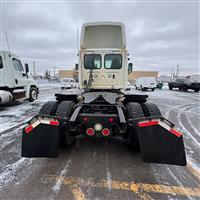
[104,54,122,69]
[84,54,101,69]
[61,79,70,83]
[13,58,24,72]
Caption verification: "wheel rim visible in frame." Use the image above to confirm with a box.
[31,90,37,100]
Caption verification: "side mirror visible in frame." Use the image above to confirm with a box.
[25,63,29,74]
[75,63,79,71]
[128,63,133,74]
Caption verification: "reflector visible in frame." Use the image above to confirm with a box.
[25,125,33,134]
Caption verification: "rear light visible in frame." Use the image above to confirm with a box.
[94,123,102,131]
[109,117,114,122]
[83,117,88,122]
[86,128,95,136]
[102,128,110,136]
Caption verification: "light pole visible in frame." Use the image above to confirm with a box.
[33,61,36,77]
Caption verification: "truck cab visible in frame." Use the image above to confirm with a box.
[79,22,130,91]
[0,51,39,104]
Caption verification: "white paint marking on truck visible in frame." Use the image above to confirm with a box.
[52,159,72,194]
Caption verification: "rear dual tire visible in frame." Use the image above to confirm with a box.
[125,102,144,151]
[141,102,162,117]
[55,101,75,148]
[39,101,59,115]
[39,100,75,149]
[125,102,162,151]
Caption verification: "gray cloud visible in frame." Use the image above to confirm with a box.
[0,1,199,75]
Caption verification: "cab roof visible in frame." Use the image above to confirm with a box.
[80,22,126,49]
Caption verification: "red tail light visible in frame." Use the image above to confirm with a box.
[109,117,114,122]
[83,117,88,122]
[102,128,110,136]
[86,128,95,136]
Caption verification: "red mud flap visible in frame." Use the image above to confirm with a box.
[22,116,60,158]
[134,117,186,166]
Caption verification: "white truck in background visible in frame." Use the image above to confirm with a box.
[60,78,78,90]
[0,51,39,105]
[135,77,157,91]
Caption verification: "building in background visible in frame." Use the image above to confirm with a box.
[58,69,78,80]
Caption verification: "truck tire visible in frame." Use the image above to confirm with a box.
[39,101,59,115]
[151,88,155,91]
[141,103,162,117]
[125,102,144,151]
[28,87,38,102]
[55,101,75,148]
[141,87,145,91]
[183,85,188,92]
[169,86,173,90]
[194,89,199,92]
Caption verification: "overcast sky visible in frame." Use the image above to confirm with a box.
[0,0,199,76]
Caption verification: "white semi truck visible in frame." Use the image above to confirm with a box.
[0,51,39,105]
[21,22,186,166]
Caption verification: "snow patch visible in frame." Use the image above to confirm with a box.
[167,167,194,200]
[0,158,33,188]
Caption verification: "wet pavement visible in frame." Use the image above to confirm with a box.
[0,86,200,200]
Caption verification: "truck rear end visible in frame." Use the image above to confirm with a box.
[21,22,187,166]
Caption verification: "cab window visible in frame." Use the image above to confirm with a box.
[104,54,122,69]
[84,54,101,69]
[13,58,24,72]
[0,56,3,69]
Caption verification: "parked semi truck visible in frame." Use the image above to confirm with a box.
[22,22,186,166]
[0,51,39,105]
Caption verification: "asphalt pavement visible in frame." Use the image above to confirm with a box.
[0,85,200,200]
